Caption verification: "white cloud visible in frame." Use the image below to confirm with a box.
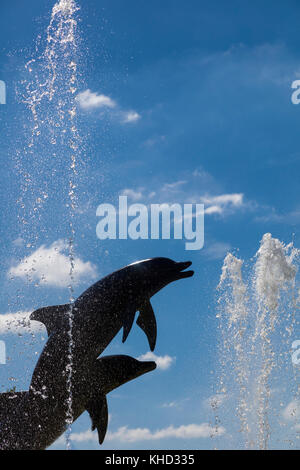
[76,89,116,110]
[76,89,141,125]
[8,240,98,288]
[0,311,45,335]
[204,205,223,215]
[120,188,144,202]
[68,423,225,444]
[201,193,244,207]
[137,352,175,370]
[200,193,244,215]
[122,111,141,123]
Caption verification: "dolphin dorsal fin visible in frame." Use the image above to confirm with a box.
[136,300,157,351]
[30,304,71,336]
[86,395,108,445]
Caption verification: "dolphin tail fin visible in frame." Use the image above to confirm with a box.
[0,391,27,421]
[136,300,157,351]
[30,304,71,336]
[86,395,108,445]
[122,309,136,344]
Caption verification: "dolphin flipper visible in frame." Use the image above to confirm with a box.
[136,300,157,351]
[30,304,71,336]
[122,309,136,344]
[86,395,108,445]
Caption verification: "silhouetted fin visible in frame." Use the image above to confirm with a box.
[86,395,108,445]
[122,309,136,344]
[0,391,27,420]
[136,300,157,351]
[30,304,71,336]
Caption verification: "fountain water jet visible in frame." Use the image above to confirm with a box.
[215,233,300,449]
[17,0,82,450]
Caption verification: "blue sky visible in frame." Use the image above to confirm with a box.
[0,0,299,450]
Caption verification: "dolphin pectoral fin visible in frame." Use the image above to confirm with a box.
[122,310,136,344]
[86,396,108,445]
[29,304,71,336]
[136,301,157,351]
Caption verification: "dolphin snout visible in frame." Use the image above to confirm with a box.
[137,360,157,375]
[176,261,192,270]
[175,261,194,279]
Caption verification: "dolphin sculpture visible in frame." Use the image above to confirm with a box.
[27,258,193,413]
[0,355,156,450]
[0,258,193,449]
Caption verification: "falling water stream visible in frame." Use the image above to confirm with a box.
[18,0,81,449]
[215,233,300,449]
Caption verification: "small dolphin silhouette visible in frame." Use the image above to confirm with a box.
[0,355,156,449]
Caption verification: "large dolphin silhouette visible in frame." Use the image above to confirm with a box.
[31,257,194,356]
[0,355,156,450]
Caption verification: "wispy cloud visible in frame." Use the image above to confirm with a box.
[8,240,98,288]
[142,135,166,148]
[161,397,190,409]
[255,206,300,224]
[162,180,187,192]
[161,401,180,409]
[201,193,243,207]
[138,351,175,370]
[200,193,244,215]
[122,111,141,123]
[203,242,231,260]
[67,423,225,444]
[12,237,24,248]
[76,89,141,125]
[119,170,247,217]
